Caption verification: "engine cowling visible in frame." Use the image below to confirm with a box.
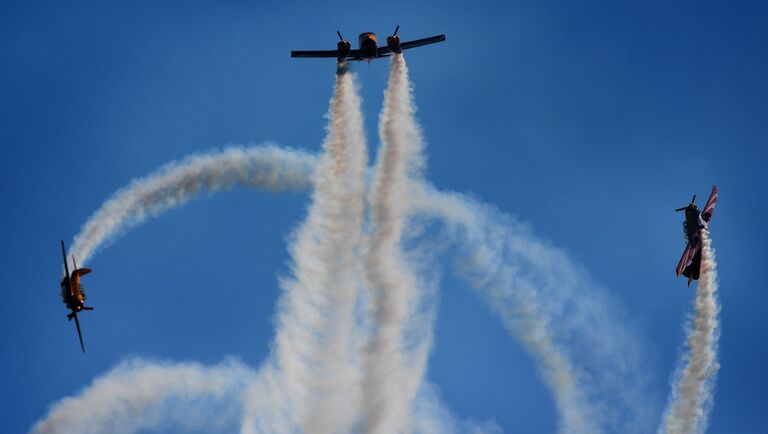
[337,40,351,59]
[386,34,401,53]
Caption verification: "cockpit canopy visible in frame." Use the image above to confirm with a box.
[358,32,377,44]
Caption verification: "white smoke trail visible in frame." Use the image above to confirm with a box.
[48,138,654,433]
[242,67,368,434]
[662,229,720,434]
[68,145,316,269]
[411,382,503,434]
[363,53,433,434]
[31,358,252,434]
[38,143,655,433]
[409,183,654,434]
[29,358,497,434]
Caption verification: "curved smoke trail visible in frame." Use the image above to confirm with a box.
[30,358,252,434]
[409,183,653,434]
[40,140,654,433]
[363,53,433,434]
[662,229,720,434]
[68,145,316,269]
[242,66,368,434]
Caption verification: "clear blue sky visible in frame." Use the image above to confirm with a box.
[1,1,766,432]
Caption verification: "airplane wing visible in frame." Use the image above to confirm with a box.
[60,240,71,291]
[291,50,365,61]
[291,50,342,58]
[400,34,446,51]
[377,46,393,56]
[73,312,85,352]
[676,243,697,276]
[701,185,718,223]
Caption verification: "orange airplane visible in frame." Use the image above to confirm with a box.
[60,240,93,352]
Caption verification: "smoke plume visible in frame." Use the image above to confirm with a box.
[362,53,433,434]
[661,229,720,434]
[31,358,252,434]
[408,183,655,433]
[42,144,658,434]
[242,66,368,434]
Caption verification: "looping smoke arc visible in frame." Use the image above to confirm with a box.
[36,53,718,434]
[68,145,316,270]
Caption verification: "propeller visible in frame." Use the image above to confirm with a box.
[337,30,344,41]
[393,25,399,36]
[675,194,697,212]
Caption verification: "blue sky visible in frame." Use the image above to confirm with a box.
[2,1,766,432]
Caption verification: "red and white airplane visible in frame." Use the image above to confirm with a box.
[674,185,718,286]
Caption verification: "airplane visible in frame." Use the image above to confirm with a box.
[290,26,446,62]
[674,186,718,286]
[60,240,94,352]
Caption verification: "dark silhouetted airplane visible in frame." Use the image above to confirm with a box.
[291,26,445,62]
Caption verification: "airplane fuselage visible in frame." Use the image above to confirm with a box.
[682,205,702,244]
[62,274,85,312]
[61,268,90,314]
[358,32,378,60]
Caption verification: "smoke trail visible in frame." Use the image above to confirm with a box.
[411,382,503,434]
[40,142,655,433]
[68,145,316,269]
[50,139,652,433]
[31,358,252,434]
[363,53,432,434]
[409,183,654,434]
[662,229,720,434]
[243,66,368,434]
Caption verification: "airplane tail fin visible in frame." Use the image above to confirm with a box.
[72,268,92,278]
[71,255,92,278]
